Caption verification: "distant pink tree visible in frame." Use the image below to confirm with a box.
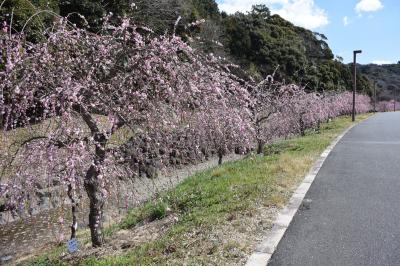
[249,76,297,154]
[193,105,253,163]
[377,100,400,112]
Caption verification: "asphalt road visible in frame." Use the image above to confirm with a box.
[269,112,400,266]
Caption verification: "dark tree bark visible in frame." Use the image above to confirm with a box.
[67,184,78,239]
[84,132,107,247]
[255,120,265,154]
[257,139,264,154]
[218,148,223,165]
[75,105,108,247]
[300,116,305,136]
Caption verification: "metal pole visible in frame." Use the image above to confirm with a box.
[352,53,356,121]
[352,50,362,121]
[394,87,396,112]
[374,81,377,112]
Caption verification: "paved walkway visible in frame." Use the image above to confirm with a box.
[270,112,400,266]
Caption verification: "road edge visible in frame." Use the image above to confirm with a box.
[245,120,363,266]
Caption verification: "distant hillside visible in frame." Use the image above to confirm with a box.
[359,64,400,101]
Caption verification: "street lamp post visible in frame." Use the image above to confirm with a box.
[374,81,377,113]
[352,50,362,122]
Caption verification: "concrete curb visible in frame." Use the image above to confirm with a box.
[245,123,357,266]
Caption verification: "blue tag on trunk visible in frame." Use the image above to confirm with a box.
[67,238,79,253]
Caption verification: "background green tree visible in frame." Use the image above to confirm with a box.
[0,0,59,41]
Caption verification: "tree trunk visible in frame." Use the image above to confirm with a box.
[67,184,78,239]
[257,139,264,154]
[76,106,109,247]
[0,89,3,129]
[85,133,107,247]
[218,148,223,165]
[300,117,305,136]
[85,165,105,247]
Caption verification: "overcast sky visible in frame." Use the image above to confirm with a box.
[216,0,399,65]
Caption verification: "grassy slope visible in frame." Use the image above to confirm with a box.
[24,114,373,266]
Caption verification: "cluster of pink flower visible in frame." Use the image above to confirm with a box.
[250,82,372,153]
[186,19,206,28]
[0,18,372,246]
[377,100,399,112]
[1,21,7,33]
